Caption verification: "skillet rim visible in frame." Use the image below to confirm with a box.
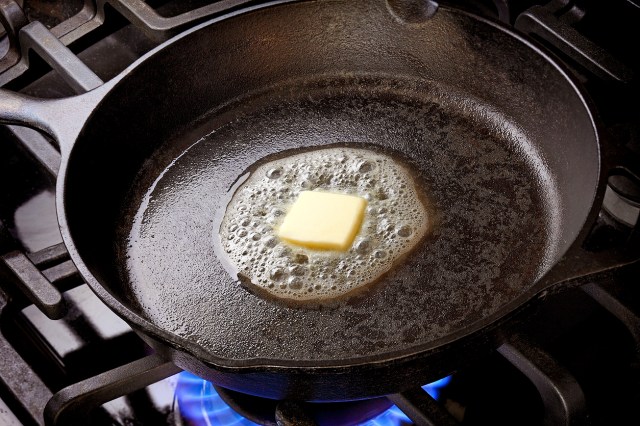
[56,0,603,372]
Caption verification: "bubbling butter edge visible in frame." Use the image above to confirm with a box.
[218,146,429,302]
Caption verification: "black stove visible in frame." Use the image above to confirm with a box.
[0,1,639,425]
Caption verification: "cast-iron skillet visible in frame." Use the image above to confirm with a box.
[0,0,638,402]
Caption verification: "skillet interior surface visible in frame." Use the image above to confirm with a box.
[62,0,600,367]
[117,74,560,362]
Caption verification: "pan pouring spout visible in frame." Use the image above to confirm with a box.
[387,0,440,23]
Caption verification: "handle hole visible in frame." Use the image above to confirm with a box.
[608,168,640,205]
[582,169,639,251]
[604,169,640,228]
[603,187,638,228]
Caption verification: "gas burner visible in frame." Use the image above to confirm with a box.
[175,372,452,426]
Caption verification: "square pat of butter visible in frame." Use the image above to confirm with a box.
[277,191,367,251]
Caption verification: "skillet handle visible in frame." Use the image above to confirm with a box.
[0,89,64,139]
[539,234,639,296]
[0,88,103,156]
[0,21,106,158]
[539,148,640,294]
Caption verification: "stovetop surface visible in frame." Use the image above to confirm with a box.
[0,1,639,425]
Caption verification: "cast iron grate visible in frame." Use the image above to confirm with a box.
[0,0,638,425]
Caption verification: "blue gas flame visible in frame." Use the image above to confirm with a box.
[176,372,452,426]
[359,376,452,426]
[177,372,260,426]
[422,375,453,401]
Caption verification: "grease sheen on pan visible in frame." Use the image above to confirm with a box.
[217,147,430,302]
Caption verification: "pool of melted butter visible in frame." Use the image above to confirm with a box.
[217,147,430,302]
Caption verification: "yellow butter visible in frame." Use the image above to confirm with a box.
[277,191,367,251]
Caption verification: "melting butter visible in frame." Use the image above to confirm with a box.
[218,147,429,302]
